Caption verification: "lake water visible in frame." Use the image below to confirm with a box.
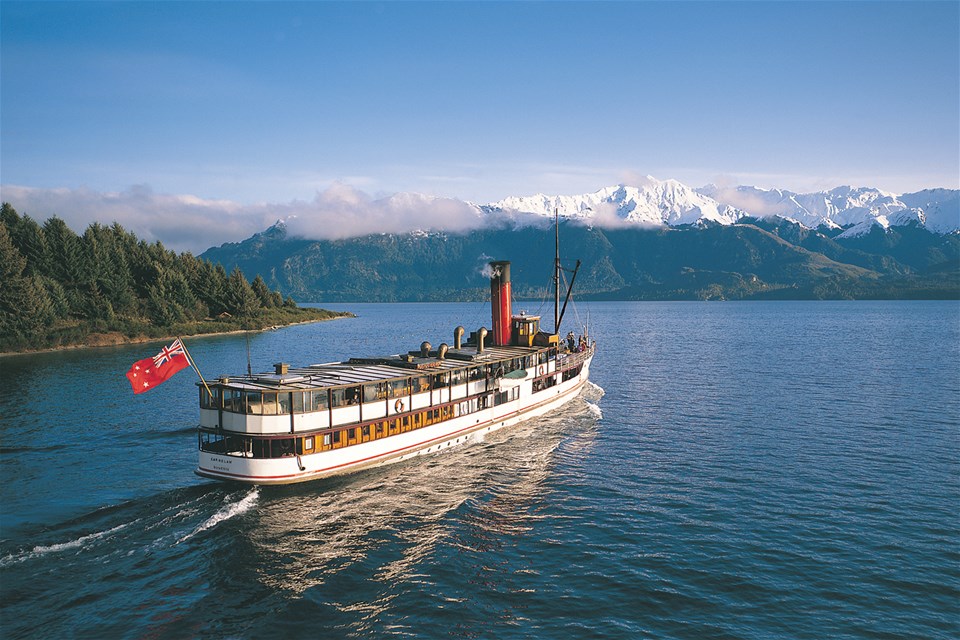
[1,301,958,639]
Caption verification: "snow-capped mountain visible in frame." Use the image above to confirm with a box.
[698,183,959,235]
[484,177,746,227]
[898,189,960,235]
[482,177,958,235]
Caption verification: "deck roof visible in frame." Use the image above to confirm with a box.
[216,344,547,391]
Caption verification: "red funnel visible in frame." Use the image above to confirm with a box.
[489,261,512,346]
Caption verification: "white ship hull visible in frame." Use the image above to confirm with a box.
[197,353,592,485]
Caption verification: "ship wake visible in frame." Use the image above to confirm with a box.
[177,488,259,543]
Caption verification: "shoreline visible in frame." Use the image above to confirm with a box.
[0,314,354,358]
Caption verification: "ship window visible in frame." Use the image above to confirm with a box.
[200,386,221,409]
[413,376,430,393]
[312,389,329,411]
[331,386,360,408]
[199,431,218,452]
[363,382,385,403]
[450,369,467,385]
[362,425,370,437]
[260,392,278,415]
[272,439,295,457]
[223,389,241,413]
[278,394,291,414]
[221,435,250,455]
[345,386,360,405]
[387,378,410,399]
[323,434,331,447]
[297,436,314,454]
[243,391,262,414]
[432,372,448,388]
[292,392,305,413]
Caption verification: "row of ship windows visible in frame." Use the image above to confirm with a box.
[199,386,524,459]
[200,406,457,458]
[201,353,555,416]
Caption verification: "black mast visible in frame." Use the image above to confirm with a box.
[554,207,560,334]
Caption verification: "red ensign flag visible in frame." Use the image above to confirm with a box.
[126,338,191,394]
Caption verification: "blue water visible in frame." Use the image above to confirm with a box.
[1,301,958,639]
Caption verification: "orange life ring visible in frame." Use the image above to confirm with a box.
[395,399,404,413]
[538,365,545,376]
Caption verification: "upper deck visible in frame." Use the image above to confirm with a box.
[197,339,587,435]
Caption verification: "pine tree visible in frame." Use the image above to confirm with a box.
[9,214,53,278]
[145,265,188,326]
[0,223,53,347]
[99,229,137,316]
[43,216,84,287]
[192,261,227,315]
[0,202,18,229]
[251,275,276,308]
[225,267,260,317]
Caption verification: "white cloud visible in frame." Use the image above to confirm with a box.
[280,183,486,240]
[0,184,273,253]
[0,182,487,254]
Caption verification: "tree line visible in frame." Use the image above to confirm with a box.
[0,203,307,352]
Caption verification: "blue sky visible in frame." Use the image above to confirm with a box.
[1,1,958,249]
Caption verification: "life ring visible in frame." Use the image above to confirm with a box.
[538,365,544,376]
[395,399,404,413]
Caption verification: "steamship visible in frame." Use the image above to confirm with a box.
[196,259,595,485]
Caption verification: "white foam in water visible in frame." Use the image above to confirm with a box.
[0,520,135,567]
[587,381,606,397]
[585,401,603,420]
[177,488,259,544]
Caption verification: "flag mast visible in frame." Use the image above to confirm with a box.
[177,337,213,399]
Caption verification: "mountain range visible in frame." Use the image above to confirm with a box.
[482,177,959,236]
[201,178,959,302]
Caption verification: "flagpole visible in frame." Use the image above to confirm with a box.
[178,336,213,399]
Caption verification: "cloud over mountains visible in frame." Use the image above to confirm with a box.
[0,183,486,253]
[2,176,957,254]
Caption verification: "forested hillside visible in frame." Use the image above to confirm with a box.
[0,203,347,353]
